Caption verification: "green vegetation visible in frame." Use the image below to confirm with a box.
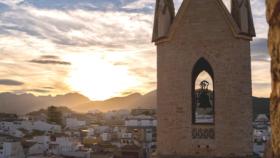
[47,106,63,126]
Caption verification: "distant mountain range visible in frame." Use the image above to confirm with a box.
[75,90,156,113]
[0,91,156,114]
[0,90,269,118]
[0,92,90,114]
[252,97,270,119]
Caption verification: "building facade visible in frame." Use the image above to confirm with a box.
[153,0,255,157]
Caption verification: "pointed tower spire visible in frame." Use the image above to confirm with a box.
[231,0,256,37]
[152,0,175,42]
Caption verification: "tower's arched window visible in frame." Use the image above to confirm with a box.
[192,58,214,124]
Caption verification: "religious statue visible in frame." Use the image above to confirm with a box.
[198,80,212,109]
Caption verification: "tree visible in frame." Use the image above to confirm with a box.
[47,106,63,126]
[266,0,280,157]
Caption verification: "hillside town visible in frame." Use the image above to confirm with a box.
[253,114,271,157]
[0,105,270,158]
[0,107,157,158]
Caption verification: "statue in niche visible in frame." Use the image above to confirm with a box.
[198,80,212,109]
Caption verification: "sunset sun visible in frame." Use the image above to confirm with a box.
[65,54,141,100]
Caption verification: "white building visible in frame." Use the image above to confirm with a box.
[100,133,111,142]
[0,122,17,132]
[32,121,61,132]
[19,121,33,131]
[49,136,80,154]
[27,143,46,156]
[0,120,61,135]
[93,125,110,134]
[120,133,133,147]
[29,135,85,156]
[66,118,86,129]
[0,142,25,158]
[104,110,130,120]
[87,128,95,137]
[0,122,24,138]
[125,115,157,127]
[32,136,50,150]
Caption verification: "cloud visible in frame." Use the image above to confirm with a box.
[252,38,268,53]
[130,66,156,79]
[121,91,136,95]
[29,55,71,65]
[27,89,50,93]
[0,79,24,86]
[29,59,71,65]
[251,38,270,62]
[0,2,10,12]
[19,0,155,13]
[42,86,54,89]
[0,6,154,51]
[123,0,153,10]
[12,88,50,94]
[41,55,59,59]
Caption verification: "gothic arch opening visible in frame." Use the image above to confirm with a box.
[192,58,214,124]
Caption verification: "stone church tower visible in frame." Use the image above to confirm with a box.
[153,0,255,157]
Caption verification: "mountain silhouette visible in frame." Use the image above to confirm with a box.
[0,92,90,114]
[74,90,156,112]
[0,90,269,117]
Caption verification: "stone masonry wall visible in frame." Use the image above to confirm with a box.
[157,0,253,157]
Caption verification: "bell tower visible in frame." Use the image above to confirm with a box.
[153,0,255,157]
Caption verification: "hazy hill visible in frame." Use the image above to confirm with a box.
[0,92,90,114]
[28,106,87,119]
[28,106,75,116]
[252,97,270,119]
[0,90,270,117]
[73,90,156,112]
[0,91,156,114]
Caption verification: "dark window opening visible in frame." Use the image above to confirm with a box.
[192,58,215,124]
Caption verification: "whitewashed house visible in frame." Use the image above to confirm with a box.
[0,122,24,138]
[32,121,61,132]
[100,133,111,142]
[66,118,86,129]
[0,142,25,158]
[0,122,17,132]
[0,120,61,135]
[125,115,157,127]
[120,133,133,147]
[30,135,84,156]
[27,143,46,156]
[94,126,110,134]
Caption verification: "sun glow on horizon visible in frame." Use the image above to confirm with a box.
[64,53,142,101]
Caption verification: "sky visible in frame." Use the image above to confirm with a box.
[0,0,270,100]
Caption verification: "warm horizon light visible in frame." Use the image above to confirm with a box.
[64,53,144,100]
[0,0,271,100]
